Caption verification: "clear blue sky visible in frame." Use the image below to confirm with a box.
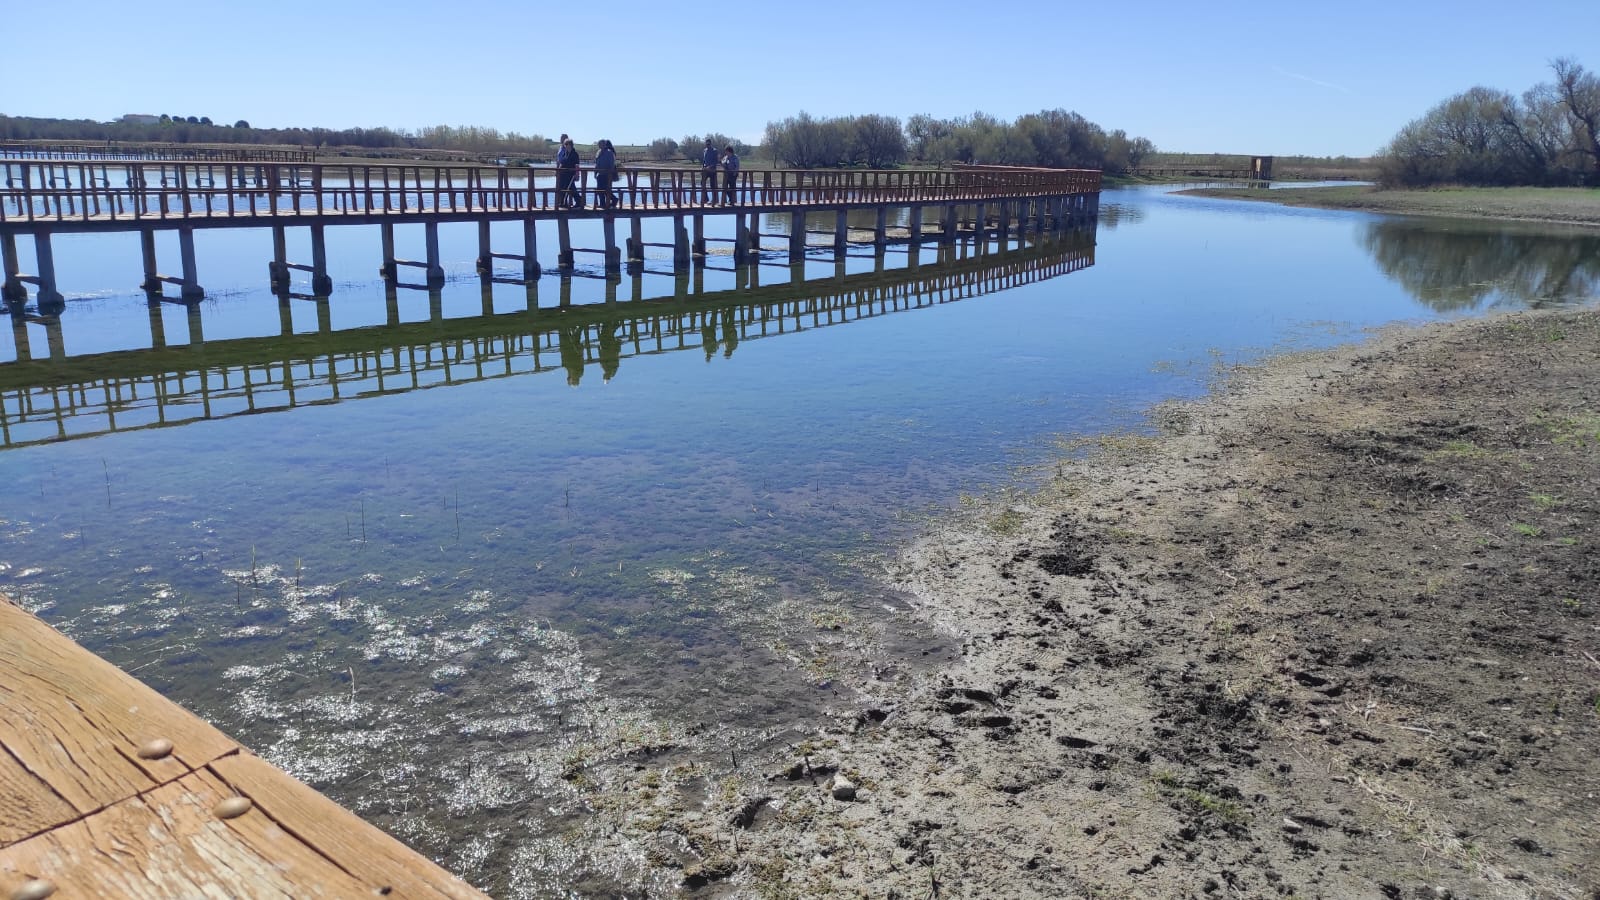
[8,0,1596,157]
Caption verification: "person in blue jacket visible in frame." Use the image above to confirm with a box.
[593,139,620,210]
[554,136,581,209]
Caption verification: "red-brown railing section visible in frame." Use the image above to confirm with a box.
[0,160,1101,225]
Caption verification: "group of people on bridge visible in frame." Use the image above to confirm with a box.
[553,135,740,210]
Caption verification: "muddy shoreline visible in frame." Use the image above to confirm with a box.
[566,306,1600,899]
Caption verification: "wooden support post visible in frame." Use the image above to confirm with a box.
[1,233,24,303]
[834,208,848,253]
[628,216,643,262]
[788,210,806,262]
[29,233,65,309]
[748,212,760,255]
[997,202,1010,246]
[139,230,161,292]
[384,282,400,327]
[974,203,987,242]
[874,206,887,246]
[522,218,541,279]
[424,222,445,286]
[909,206,923,244]
[176,228,203,301]
[692,214,706,258]
[557,217,573,269]
[476,220,492,272]
[380,222,396,279]
[673,216,690,270]
[734,214,751,263]
[268,225,289,291]
[602,216,621,271]
[941,204,956,244]
[310,223,332,295]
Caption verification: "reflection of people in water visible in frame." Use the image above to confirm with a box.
[701,312,719,362]
[598,321,621,382]
[558,324,586,386]
[720,306,738,359]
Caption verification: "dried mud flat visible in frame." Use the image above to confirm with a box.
[577,307,1600,899]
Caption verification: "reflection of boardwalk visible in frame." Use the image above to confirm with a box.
[0,232,1095,449]
[0,594,488,898]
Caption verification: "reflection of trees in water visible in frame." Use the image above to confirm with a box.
[1362,219,1600,312]
[1096,203,1142,231]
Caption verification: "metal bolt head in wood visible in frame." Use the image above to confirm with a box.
[213,796,254,819]
[137,737,174,759]
[11,880,56,900]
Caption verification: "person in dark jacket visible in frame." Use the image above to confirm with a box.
[700,138,718,205]
[555,136,581,209]
[721,146,740,205]
[593,139,620,210]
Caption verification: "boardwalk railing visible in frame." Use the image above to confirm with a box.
[0,161,1101,229]
[0,140,315,164]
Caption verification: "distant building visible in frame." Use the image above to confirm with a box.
[120,114,161,125]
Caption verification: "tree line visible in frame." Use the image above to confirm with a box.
[3,108,1156,171]
[1380,57,1600,187]
[0,115,552,156]
[756,109,1153,171]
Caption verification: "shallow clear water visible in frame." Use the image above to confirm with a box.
[2,184,1597,894]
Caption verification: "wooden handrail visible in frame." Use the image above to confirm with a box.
[0,161,1100,226]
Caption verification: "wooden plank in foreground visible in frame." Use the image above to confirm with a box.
[0,596,487,899]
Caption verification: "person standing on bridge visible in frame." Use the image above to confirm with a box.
[721,145,740,206]
[593,139,620,210]
[700,138,719,205]
[555,136,581,210]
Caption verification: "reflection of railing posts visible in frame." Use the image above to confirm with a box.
[147,302,166,349]
[8,313,30,361]
[185,302,204,346]
[43,317,65,361]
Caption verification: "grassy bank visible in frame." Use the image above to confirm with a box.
[1179,184,1600,228]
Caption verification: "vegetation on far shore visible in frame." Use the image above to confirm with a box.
[1174,184,1600,228]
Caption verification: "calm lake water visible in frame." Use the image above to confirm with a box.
[2,184,1596,896]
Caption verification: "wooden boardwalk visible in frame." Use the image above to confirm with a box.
[0,594,487,899]
[2,158,1098,311]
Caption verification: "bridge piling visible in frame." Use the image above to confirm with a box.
[789,212,806,262]
[380,223,396,279]
[557,218,573,269]
[834,209,848,253]
[268,226,289,291]
[601,217,620,272]
[941,205,957,244]
[522,219,541,280]
[692,215,706,258]
[909,206,924,245]
[476,220,492,272]
[424,222,444,286]
[673,217,690,270]
[35,232,66,309]
[3,233,26,303]
[874,207,888,246]
[309,224,332,296]
[628,217,643,263]
[734,216,751,264]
